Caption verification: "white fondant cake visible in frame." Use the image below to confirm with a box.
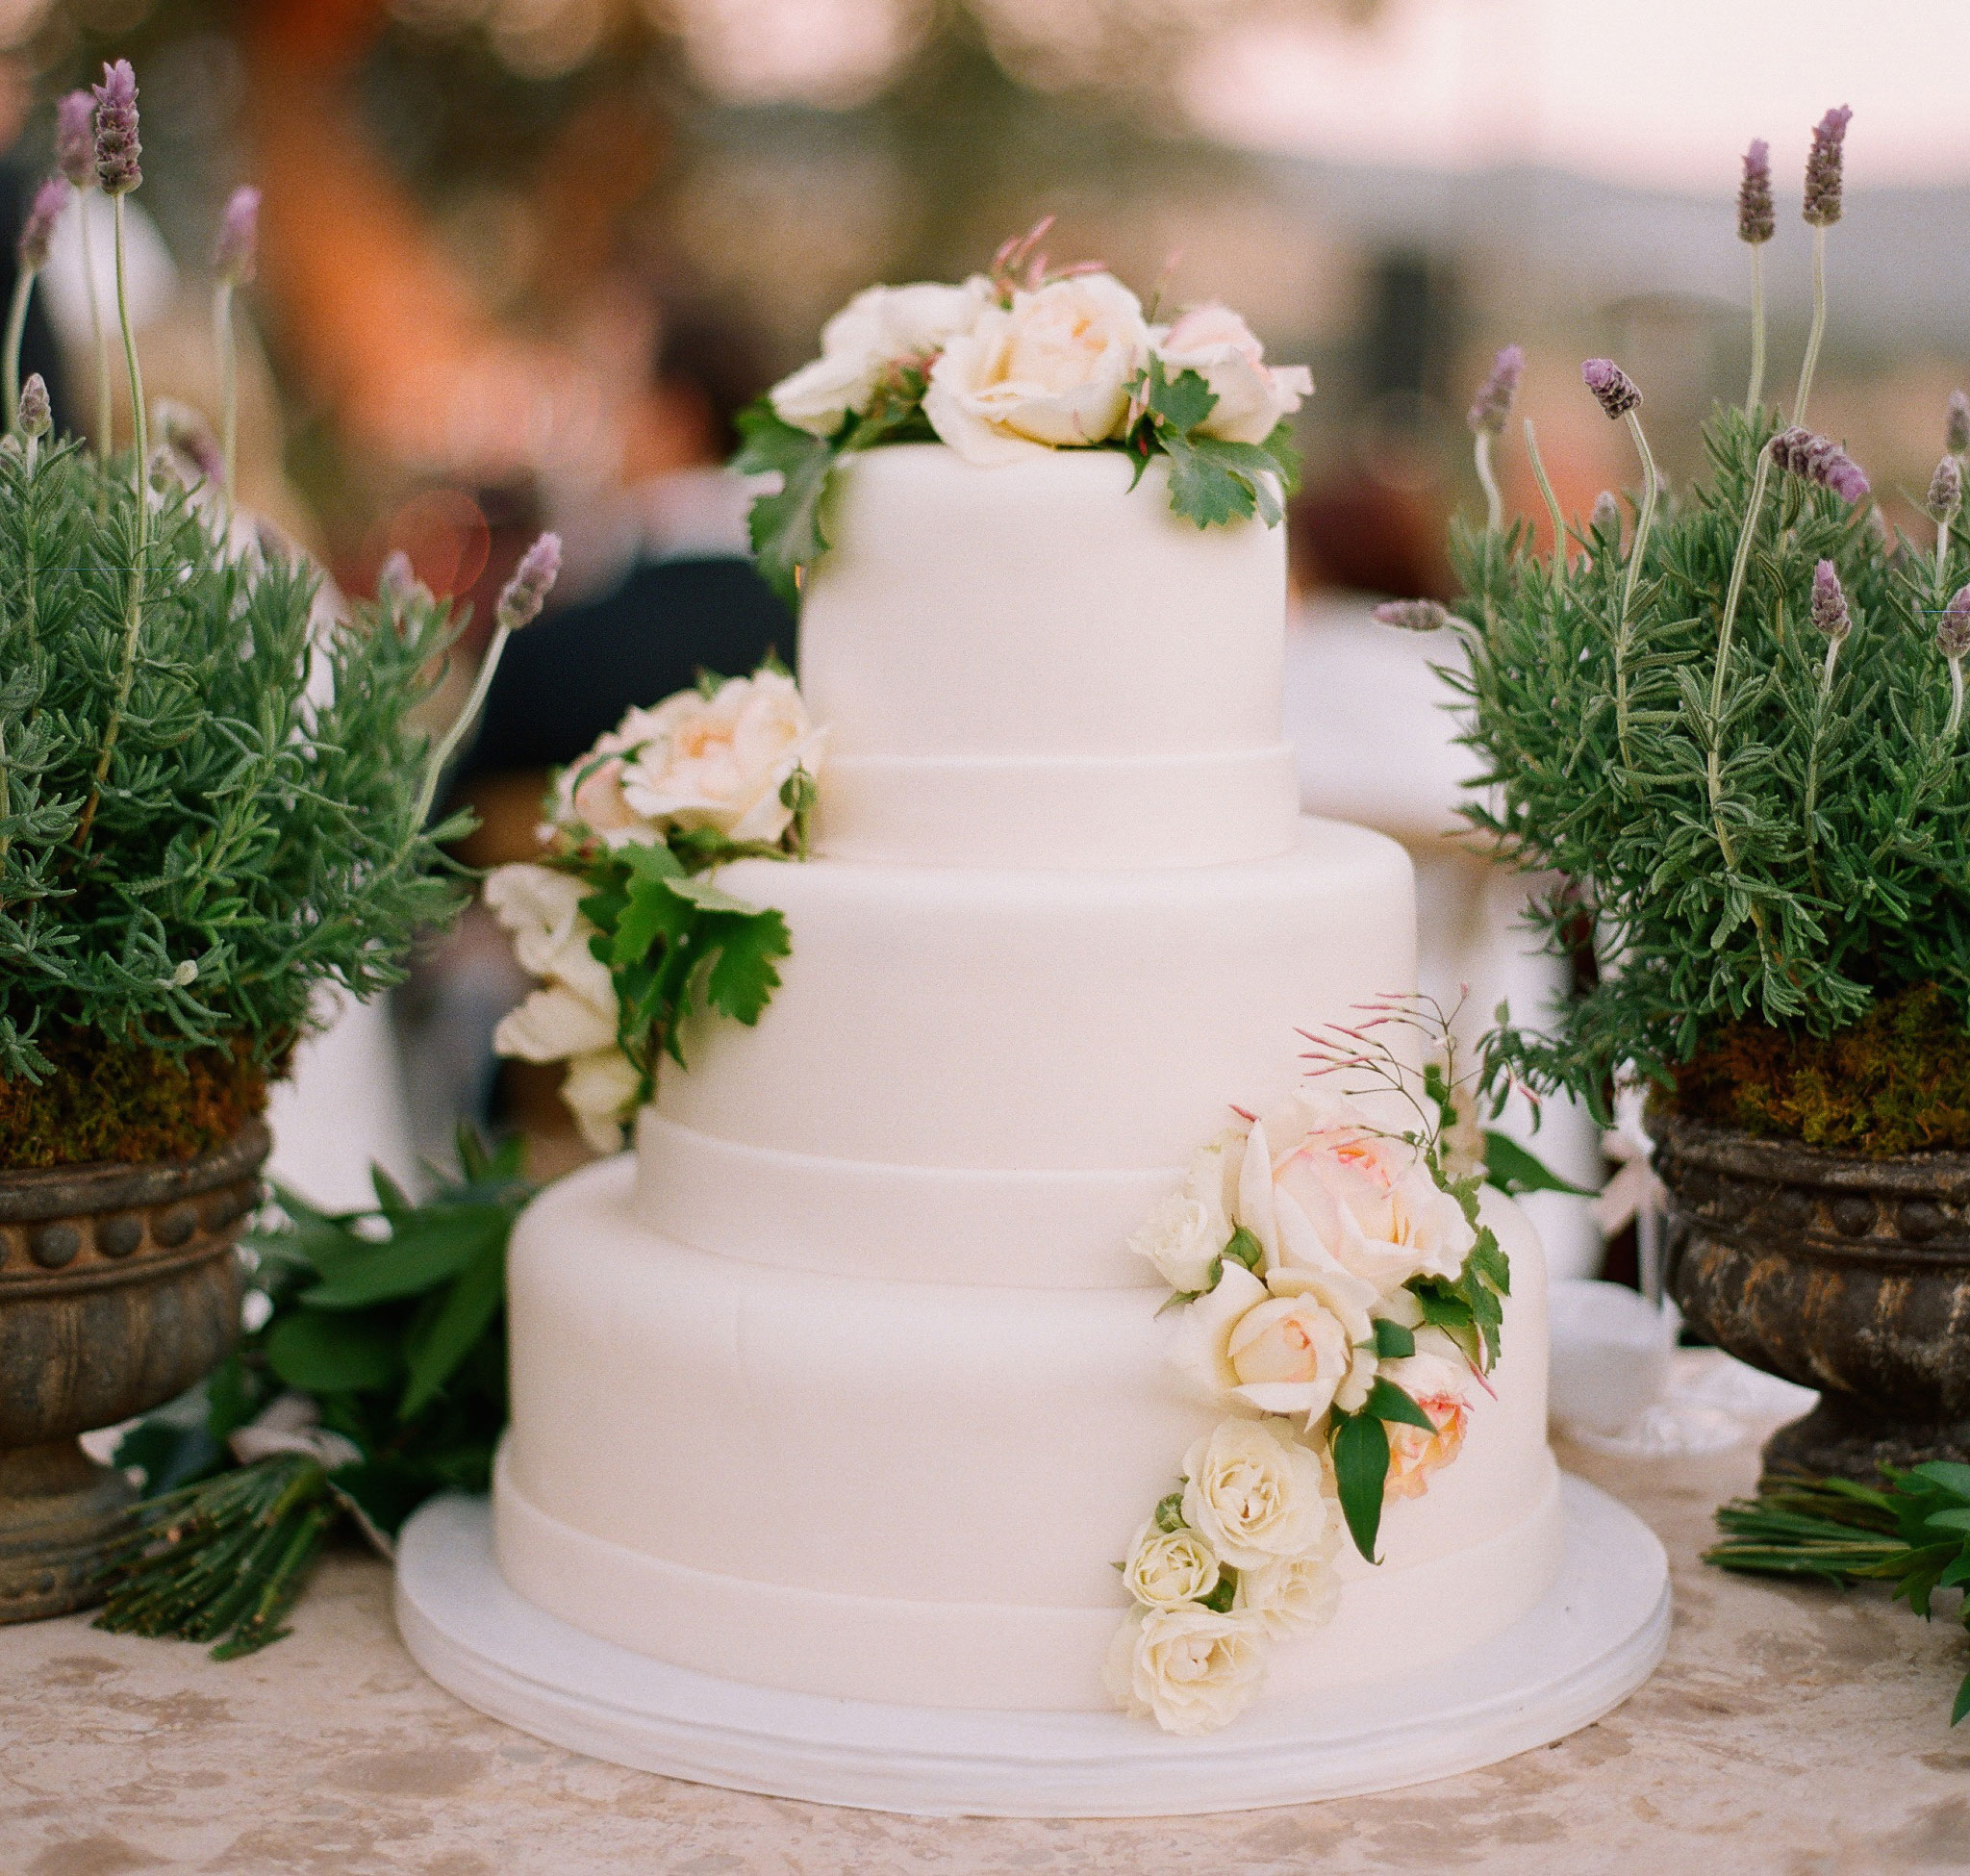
[495,443,1562,1718]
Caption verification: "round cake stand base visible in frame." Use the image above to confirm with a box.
[394,1473,1668,1819]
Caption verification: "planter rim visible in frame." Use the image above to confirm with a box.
[0,1117,272,1224]
[1648,1107,1970,1197]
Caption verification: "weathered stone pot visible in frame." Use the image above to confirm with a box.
[0,1119,268,1621]
[1654,1110,1970,1481]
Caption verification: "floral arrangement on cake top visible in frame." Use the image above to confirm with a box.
[0,63,544,1168]
[1377,105,1970,1153]
[733,218,1311,605]
[1107,1001,1511,1735]
[485,664,824,1151]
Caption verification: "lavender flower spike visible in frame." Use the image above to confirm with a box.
[1941,585,1970,663]
[1373,598,1453,633]
[17,177,65,272]
[1949,391,1970,458]
[1768,426,1869,503]
[92,60,140,195]
[1929,456,1962,523]
[18,373,49,439]
[1737,139,1774,244]
[55,90,95,190]
[1802,105,1852,227]
[1468,344,1524,435]
[1589,491,1620,536]
[215,186,260,286]
[496,532,562,633]
[1810,560,1851,642]
[1582,358,1641,420]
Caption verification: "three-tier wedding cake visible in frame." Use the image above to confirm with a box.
[491,432,1563,1722]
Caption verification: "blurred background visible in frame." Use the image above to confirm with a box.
[9,0,1969,1275]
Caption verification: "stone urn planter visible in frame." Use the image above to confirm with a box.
[0,1120,269,1621]
[1654,1110,1970,1481]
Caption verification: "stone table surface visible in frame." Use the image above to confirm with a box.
[4,1395,1968,1876]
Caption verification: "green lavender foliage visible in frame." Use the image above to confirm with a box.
[1447,404,1970,1117]
[0,436,469,1079]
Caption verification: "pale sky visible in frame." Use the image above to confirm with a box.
[1185,0,1970,192]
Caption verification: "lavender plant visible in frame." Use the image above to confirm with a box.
[0,65,542,1165]
[1395,107,1970,1140]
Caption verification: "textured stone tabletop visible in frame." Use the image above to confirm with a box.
[5,1394,1967,1876]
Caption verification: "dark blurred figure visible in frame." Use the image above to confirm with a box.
[1,167,72,435]
[456,299,792,857]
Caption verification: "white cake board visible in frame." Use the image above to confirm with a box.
[394,1474,1668,1818]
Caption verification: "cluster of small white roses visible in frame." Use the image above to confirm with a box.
[1105,1088,1483,1736]
[483,670,825,1151]
[768,274,1311,465]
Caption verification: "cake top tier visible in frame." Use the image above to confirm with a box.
[733,246,1313,870]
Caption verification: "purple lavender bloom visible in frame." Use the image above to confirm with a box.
[1939,584,1970,662]
[1372,598,1453,633]
[214,185,260,286]
[1929,456,1962,522]
[495,532,562,633]
[153,399,223,487]
[1802,105,1852,227]
[18,373,49,439]
[1809,560,1851,642]
[1589,491,1621,536]
[1949,391,1970,457]
[1467,344,1524,435]
[55,90,95,190]
[1737,139,1775,244]
[1581,358,1641,420]
[1768,426,1869,503]
[92,60,140,196]
[16,176,65,272]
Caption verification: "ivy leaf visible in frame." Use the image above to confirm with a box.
[733,400,836,609]
[1144,356,1219,435]
[665,872,768,917]
[1161,430,1259,530]
[1260,417,1304,495]
[701,908,792,1026]
[1332,1411,1391,1562]
[1365,1377,1437,1432]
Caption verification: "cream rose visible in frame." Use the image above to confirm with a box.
[1243,1090,1476,1296]
[1178,1418,1331,1571]
[769,278,993,436]
[1174,1256,1376,1426]
[1122,1521,1221,1610]
[924,272,1149,465]
[1380,1344,1476,1501]
[1154,304,1313,445]
[1103,1605,1265,1736]
[1127,1130,1240,1293]
[1233,1542,1342,1639]
[613,670,825,845]
[549,726,662,849]
[557,1046,642,1154]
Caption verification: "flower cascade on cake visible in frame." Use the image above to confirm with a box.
[486,663,825,1152]
[1106,998,1511,1734]
[732,217,1311,604]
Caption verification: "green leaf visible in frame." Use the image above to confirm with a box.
[702,908,792,1026]
[1373,1318,1417,1359]
[665,872,768,916]
[1153,1490,1186,1534]
[1222,1226,1264,1273]
[1922,1508,1970,1534]
[1144,357,1218,435]
[1260,418,1303,495]
[1955,1670,1970,1728]
[265,1310,399,1395]
[299,1205,509,1309]
[1365,1377,1437,1432]
[1332,1412,1391,1562]
[610,867,700,969]
[1197,1569,1238,1613]
[1910,1461,1970,1503]
[1161,430,1257,529]
[733,400,836,609]
[1482,1130,1595,1198]
[369,1166,414,1218]
[398,1239,506,1419]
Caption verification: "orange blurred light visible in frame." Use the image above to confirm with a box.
[372,488,491,597]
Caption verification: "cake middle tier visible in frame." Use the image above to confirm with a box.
[643,817,1417,1287]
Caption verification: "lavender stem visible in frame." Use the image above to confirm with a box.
[2,270,30,433]
[75,187,110,453]
[1474,428,1503,534]
[1745,242,1766,415]
[1793,224,1828,427]
[1613,408,1660,776]
[1524,418,1566,589]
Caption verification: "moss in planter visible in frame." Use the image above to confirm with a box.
[1673,983,1970,1156]
[0,1030,268,1170]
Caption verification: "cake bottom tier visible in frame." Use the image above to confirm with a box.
[497,1158,1565,1712]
